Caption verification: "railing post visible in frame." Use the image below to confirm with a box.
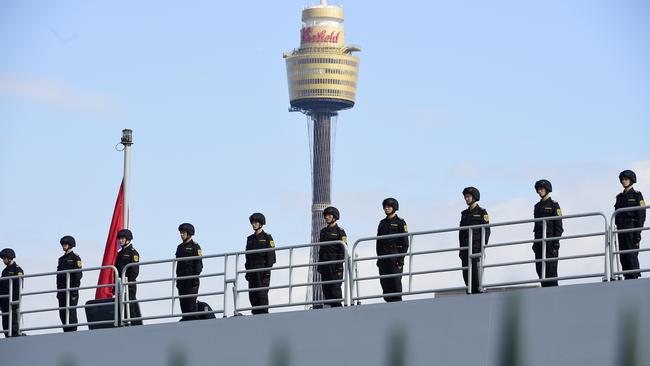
[342,242,350,307]
[233,254,239,315]
[611,219,622,281]
[231,286,237,315]
[407,234,414,293]
[477,226,485,292]
[353,253,360,305]
[171,261,177,315]
[114,268,120,327]
[65,272,70,326]
[467,227,473,294]
[604,219,611,282]
[8,276,13,337]
[541,219,547,284]
[288,248,294,305]
[223,255,229,317]
[124,277,131,324]
[18,276,24,334]
[614,226,622,280]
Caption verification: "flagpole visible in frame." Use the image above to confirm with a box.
[121,129,133,229]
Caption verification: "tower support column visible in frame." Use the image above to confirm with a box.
[308,111,334,304]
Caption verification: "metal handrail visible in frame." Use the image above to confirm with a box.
[121,252,228,324]
[481,212,609,290]
[351,212,609,302]
[609,205,649,279]
[0,265,120,336]
[352,228,469,302]
[4,209,649,338]
[231,241,350,314]
[121,240,350,322]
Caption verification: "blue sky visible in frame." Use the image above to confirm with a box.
[1,0,649,277]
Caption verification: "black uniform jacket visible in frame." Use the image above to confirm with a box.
[459,205,491,256]
[57,252,82,289]
[245,231,276,270]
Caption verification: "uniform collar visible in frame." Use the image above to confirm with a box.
[467,204,481,212]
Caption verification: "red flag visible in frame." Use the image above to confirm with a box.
[95,181,124,299]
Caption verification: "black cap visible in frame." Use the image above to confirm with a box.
[0,248,16,260]
[462,187,480,202]
[534,179,553,193]
[117,229,133,241]
[178,223,195,236]
[60,235,76,248]
[249,213,266,226]
[382,198,399,211]
[323,206,340,221]
[619,170,637,184]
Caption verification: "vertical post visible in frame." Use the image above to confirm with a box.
[8,278,13,337]
[65,272,70,326]
[342,242,349,307]
[542,219,547,284]
[467,228,473,294]
[114,269,120,327]
[407,234,414,293]
[171,261,176,315]
[604,220,610,282]
[233,254,239,315]
[353,253,360,305]
[124,275,130,324]
[18,276,24,334]
[223,255,229,317]
[478,226,485,292]
[288,248,294,304]
[121,129,133,229]
[612,222,622,280]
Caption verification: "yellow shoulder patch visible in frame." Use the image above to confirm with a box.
[76,260,82,268]
[17,272,23,276]
[556,208,562,216]
[341,236,348,244]
[133,255,139,262]
[640,200,646,207]
[483,214,489,223]
[269,240,275,248]
[197,249,202,256]
[403,225,408,233]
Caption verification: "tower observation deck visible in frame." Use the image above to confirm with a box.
[284,1,360,112]
[284,0,360,305]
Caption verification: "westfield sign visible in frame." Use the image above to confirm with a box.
[301,27,341,43]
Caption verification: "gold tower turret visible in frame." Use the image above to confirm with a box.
[284,0,360,112]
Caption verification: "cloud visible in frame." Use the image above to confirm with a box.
[0,75,120,115]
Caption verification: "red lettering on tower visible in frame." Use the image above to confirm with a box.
[301,27,341,43]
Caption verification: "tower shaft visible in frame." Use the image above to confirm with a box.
[308,112,334,302]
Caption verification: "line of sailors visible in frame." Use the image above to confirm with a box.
[1,170,646,336]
